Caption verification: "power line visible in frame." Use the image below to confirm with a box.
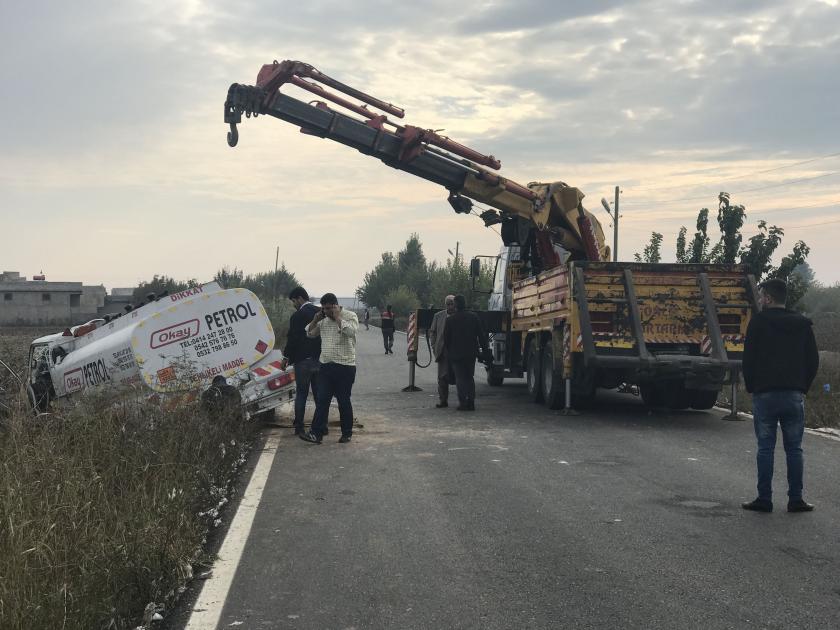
[628,151,840,193]
[786,217,840,230]
[623,170,840,207]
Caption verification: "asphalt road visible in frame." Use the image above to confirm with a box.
[184,325,840,629]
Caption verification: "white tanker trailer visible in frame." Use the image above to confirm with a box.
[26,282,295,418]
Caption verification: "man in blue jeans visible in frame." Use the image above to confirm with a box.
[299,293,359,444]
[742,278,819,513]
[282,287,321,436]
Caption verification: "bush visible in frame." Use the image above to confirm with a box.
[0,388,254,629]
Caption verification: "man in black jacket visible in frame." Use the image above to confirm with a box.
[282,287,322,435]
[443,294,491,411]
[741,278,819,514]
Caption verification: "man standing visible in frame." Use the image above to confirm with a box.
[742,278,819,513]
[428,294,456,408]
[380,304,395,354]
[300,293,359,444]
[282,287,321,436]
[364,308,370,330]
[443,295,491,411]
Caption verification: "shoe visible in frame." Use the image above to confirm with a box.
[467,401,475,411]
[787,499,815,513]
[298,431,322,444]
[294,427,304,436]
[338,435,351,443]
[456,405,467,411]
[435,402,448,408]
[742,498,773,513]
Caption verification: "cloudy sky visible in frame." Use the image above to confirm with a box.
[2,0,838,295]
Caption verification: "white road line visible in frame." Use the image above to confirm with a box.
[185,432,281,630]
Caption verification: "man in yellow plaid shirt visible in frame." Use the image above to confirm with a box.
[299,293,359,444]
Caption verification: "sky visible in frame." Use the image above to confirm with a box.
[1,0,839,296]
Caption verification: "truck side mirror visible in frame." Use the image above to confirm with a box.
[470,258,481,278]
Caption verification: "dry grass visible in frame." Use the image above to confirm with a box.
[0,329,255,630]
[718,354,840,429]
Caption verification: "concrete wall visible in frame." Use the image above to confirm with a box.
[0,281,106,326]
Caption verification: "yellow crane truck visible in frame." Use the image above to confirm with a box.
[224,60,758,410]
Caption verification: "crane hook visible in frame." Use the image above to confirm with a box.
[227,122,239,147]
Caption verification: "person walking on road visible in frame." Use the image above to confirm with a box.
[429,294,456,408]
[300,293,359,444]
[281,287,321,436]
[741,278,819,514]
[443,294,491,411]
[380,304,395,354]
[364,308,370,330]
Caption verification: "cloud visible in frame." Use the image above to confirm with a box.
[2,0,839,290]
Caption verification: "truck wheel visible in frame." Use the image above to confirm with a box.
[526,341,543,403]
[664,381,692,410]
[689,389,719,410]
[27,382,50,414]
[541,344,565,409]
[486,366,504,387]
[639,383,665,407]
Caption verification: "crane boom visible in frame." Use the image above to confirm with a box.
[224,60,608,264]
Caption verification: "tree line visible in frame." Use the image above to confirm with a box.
[634,192,811,307]
[355,234,495,316]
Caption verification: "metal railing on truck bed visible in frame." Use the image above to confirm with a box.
[569,262,758,378]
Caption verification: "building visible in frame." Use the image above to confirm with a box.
[0,271,106,326]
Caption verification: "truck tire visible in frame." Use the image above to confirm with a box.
[486,366,504,387]
[526,341,543,403]
[541,343,565,409]
[663,381,692,410]
[639,383,665,407]
[27,382,50,414]
[690,389,719,410]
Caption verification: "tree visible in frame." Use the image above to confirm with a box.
[739,220,783,279]
[710,192,745,264]
[674,193,811,308]
[768,241,811,309]
[132,275,197,302]
[356,251,401,309]
[688,207,711,263]
[675,227,689,263]
[214,265,299,304]
[357,235,495,312]
[634,232,663,263]
[383,285,421,317]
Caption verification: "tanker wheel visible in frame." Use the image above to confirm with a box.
[526,340,543,403]
[541,343,565,409]
[690,389,719,410]
[486,366,505,387]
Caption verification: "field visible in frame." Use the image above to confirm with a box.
[0,327,256,629]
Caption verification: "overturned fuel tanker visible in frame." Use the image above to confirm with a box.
[25,281,295,418]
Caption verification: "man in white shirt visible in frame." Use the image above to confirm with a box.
[299,293,359,444]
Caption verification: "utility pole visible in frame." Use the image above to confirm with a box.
[274,246,280,305]
[448,241,460,264]
[600,186,621,261]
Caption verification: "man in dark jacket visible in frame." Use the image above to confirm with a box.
[282,287,322,435]
[741,278,819,514]
[380,305,395,354]
[443,294,491,411]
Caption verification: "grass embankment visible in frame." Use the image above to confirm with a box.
[0,388,254,629]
